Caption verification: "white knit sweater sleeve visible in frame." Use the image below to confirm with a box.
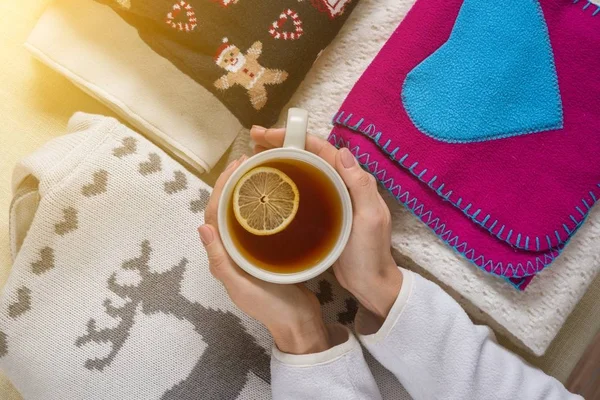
[271,268,581,400]
[270,324,382,400]
[356,269,582,400]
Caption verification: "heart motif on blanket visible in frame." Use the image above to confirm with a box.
[164,171,188,194]
[31,247,55,275]
[401,0,563,143]
[212,0,239,7]
[189,188,211,213]
[113,137,137,158]
[166,1,198,32]
[269,9,304,40]
[309,0,353,19]
[82,170,108,197]
[337,298,358,325]
[0,331,7,357]
[8,287,32,319]
[139,153,162,176]
[315,280,334,305]
[54,207,79,236]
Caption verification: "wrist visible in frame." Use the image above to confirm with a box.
[355,265,403,319]
[269,320,331,355]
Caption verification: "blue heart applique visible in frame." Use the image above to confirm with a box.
[402,0,563,143]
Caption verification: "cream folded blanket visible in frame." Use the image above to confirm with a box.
[25,0,244,173]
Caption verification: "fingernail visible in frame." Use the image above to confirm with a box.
[239,154,248,162]
[340,148,356,169]
[252,125,266,133]
[198,225,214,245]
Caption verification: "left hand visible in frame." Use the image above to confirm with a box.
[251,126,402,319]
[199,156,331,355]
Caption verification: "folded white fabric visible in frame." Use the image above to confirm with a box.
[270,0,600,356]
[0,113,410,399]
[25,0,243,173]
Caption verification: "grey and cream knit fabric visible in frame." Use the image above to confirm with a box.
[0,113,407,399]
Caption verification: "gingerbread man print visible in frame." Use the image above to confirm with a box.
[214,38,288,110]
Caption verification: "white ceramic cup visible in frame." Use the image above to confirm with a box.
[217,108,353,284]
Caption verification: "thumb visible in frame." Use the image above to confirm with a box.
[198,224,240,284]
[335,147,379,209]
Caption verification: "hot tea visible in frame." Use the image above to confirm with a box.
[228,158,343,273]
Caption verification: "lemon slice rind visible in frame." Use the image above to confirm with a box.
[233,166,299,236]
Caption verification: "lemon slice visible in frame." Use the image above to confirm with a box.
[233,166,300,236]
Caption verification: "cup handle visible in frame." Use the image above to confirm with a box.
[283,108,308,150]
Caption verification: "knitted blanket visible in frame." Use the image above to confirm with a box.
[328,0,600,290]
[95,0,358,128]
[0,114,410,399]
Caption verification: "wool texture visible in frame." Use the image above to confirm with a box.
[95,0,358,128]
[0,113,410,399]
[329,0,600,290]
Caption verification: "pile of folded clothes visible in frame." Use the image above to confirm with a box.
[329,0,600,290]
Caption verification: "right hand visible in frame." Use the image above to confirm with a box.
[251,126,403,319]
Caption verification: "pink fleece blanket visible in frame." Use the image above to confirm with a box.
[329,0,600,290]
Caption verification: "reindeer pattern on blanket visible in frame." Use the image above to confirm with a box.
[0,115,360,399]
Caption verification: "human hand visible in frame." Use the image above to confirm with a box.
[251,126,403,319]
[199,156,331,355]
